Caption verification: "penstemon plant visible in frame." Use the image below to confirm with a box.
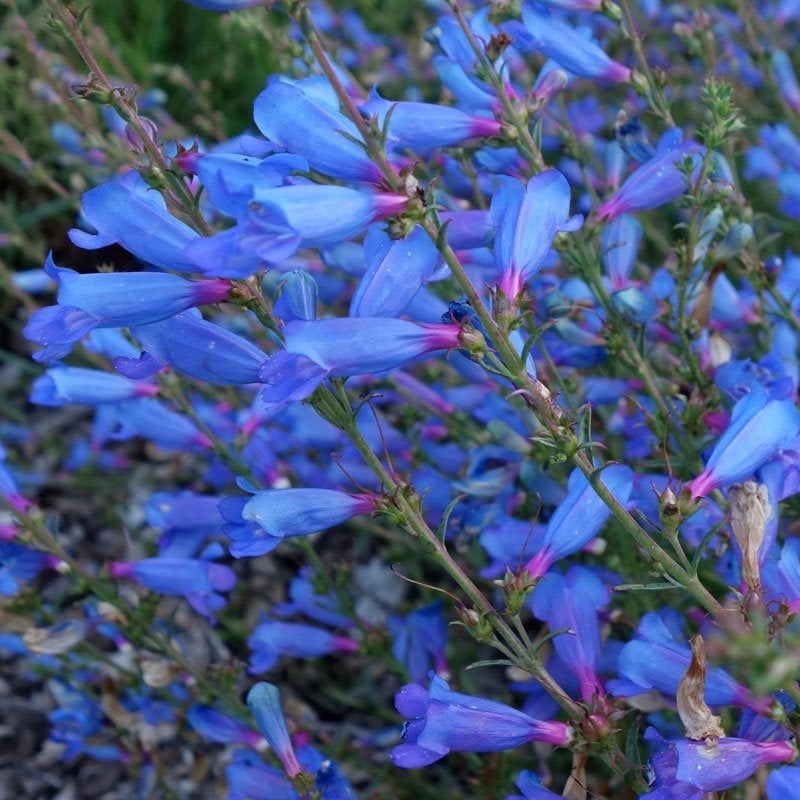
[3,0,800,797]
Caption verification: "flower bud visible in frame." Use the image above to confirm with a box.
[656,485,680,532]
[729,482,771,593]
[531,68,568,108]
[498,568,537,616]
[676,634,725,741]
[710,223,754,264]
[456,606,494,642]
[125,117,159,155]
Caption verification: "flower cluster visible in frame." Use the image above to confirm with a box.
[3,0,800,797]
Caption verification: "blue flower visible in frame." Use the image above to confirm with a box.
[350,226,441,318]
[530,566,609,701]
[523,465,633,578]
[391,674,572,767]
[388,600,449,683]
[608,612,772,713]
[186,704,261,747]
[506,770,562,800]
[118,310,270,384]
[359,88,503,154]
[247,619,359,673]
[68,171,200,273]
[186,185,409,276]
[219,488,376,558]
[688,382,800,497]
[673,737,797,791]
[24,254,232,362]
[491,170,583,298]
[601,214,642,290]
[247,682,303,777]
[767,766,800,799]
[513,6,632,83]
[109,551,235,622]
[597,131,704,220]
[254,77,383,183]
[30,366,158,406]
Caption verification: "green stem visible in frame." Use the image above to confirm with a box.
[44,0,212,235]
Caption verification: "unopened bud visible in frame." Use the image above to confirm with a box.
[729,482,771,593]
[497,568,537,616]
[72,78,115,105]
[532,68,568,108]
[456,606,494,642]
[24,620,87,655]
[676,634,725,740]
[125,117,159,155]
[711,223,754,264]
[656,485,680,532]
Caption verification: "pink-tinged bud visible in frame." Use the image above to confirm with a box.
[125,117,159,154]
[532,68,568,107]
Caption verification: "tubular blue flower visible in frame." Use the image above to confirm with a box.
[0,456,32,516]
[601,214,642,290]
[109,556,236,623]
[186,185,409,276]
[391,674,572,767]
[772,50,800,113]
[388,600,449,683]
[24,254,233,362]
[530,567,609,701]
[350,226,441,318]
[640,729,704,800]
[195,152,306,219]
[506,770,561,800]
[274,568,353,628]
[103,398,212,451]
[433,57,501,116]
[615,116,656,163]
[359,88,503,153]
[299,750,357,800]
[68,171,201,273]
[257,318,465,406]
[109,557,236,596]
[247,682,303,777]
[767,766,800,799]
[145,492,224,533]
[523,465,633,579]
[491,170,583,298]
[688,382,800,498]
[0,542,59,596]
[186,704,262,747]
[513,7,632,83]
[611,286,659,323]
[224,751,297,800]
[608,612,772,713]
[247,619,359,673]
[674,738,797,791]
[118,310,269,384]
[254,77,383,183]
[30,367,157,406]
[219,488,377,558]
[273,270,319,324]
[440,209,492,250]
[597,134,705,220]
